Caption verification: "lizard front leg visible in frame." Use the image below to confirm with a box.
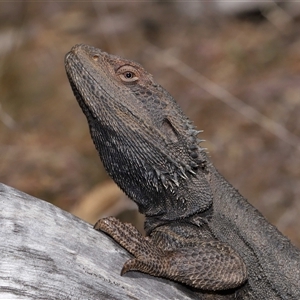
[94,217,247,291]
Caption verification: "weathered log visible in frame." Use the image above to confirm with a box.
[0,183,198,300]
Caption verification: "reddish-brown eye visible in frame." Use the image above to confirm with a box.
[125,72,134,79]
[117,65,139,83]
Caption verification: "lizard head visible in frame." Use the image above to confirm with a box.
[65,44,213,222]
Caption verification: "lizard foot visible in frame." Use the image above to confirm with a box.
[94,217,247,291]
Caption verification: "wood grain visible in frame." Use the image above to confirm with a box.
[0,183,199,300]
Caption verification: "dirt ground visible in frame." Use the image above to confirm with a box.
[1,2,300,247]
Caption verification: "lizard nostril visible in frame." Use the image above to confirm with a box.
[92,54,99,61]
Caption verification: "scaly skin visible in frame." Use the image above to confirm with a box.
[65,44,300,299]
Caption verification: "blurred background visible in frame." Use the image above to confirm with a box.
[1,1,300,246]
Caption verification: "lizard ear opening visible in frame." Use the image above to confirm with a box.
[161,118,178,143]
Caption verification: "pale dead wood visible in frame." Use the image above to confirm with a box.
[0,183,199,300]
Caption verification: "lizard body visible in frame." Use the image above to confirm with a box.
[65,44,300,299]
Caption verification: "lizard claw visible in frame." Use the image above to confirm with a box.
[121,258,139,275]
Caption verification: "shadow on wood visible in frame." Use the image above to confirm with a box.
[0,183,201,300]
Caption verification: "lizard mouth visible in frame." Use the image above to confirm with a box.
[65,51,108,122]
[65,59,93,121]
[65,51,84,103]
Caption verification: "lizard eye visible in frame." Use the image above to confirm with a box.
[124,72,134,79]
[117,65,139,83]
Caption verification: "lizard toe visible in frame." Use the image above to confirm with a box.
[121,258,142,275]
